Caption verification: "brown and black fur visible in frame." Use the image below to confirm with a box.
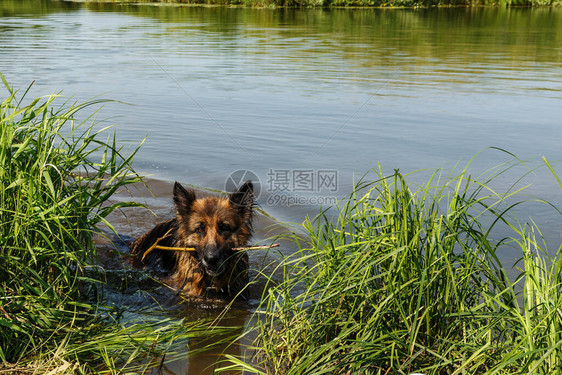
[131,181,254,298]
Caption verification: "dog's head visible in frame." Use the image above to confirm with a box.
[173,181,254,277]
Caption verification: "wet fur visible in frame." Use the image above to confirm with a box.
[131,181,254,298]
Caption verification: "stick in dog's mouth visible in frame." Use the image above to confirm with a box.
[141,242,279,262]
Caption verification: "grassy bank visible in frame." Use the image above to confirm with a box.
[70,0,561,8]
[222,162,562,374]
[0,76,218,373]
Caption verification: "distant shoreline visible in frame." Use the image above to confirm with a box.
[63,0,561,8]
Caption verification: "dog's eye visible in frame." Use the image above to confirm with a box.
[195,223,205,234]
[218,222,231,232]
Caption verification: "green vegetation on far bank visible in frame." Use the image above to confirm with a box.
[68,0,561,8]
[223,162,562,374]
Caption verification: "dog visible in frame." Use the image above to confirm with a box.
[131,180,254,298]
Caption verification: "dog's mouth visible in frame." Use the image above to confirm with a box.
[198,252,228,277]
[197,246,235,277]
[200,261,226,277]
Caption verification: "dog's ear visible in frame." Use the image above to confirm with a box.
[173,182,196,218]
[229,180,254,219]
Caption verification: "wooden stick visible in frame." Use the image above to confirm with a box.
[150,245,196,252]
[142,241,279,262]
[233,244,280,251]
[141,228,174,262]
[152,243,279,252]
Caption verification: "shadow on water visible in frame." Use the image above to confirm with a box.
[94,177,298,374]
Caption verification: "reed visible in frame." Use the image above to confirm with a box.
[0,75,218,373]
[221,160,562,374]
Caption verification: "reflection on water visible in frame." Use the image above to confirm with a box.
[1,5,560,199]
[1,2,561,372]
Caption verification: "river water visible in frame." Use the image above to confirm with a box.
[1,1,561,372]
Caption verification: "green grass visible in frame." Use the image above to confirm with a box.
[221,161,562,374]
[0,75,226,373]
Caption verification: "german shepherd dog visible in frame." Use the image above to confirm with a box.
[131,181,254,298]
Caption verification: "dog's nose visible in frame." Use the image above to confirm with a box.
[203,253,220,267]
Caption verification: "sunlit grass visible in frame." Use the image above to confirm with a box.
[221,161,562,374]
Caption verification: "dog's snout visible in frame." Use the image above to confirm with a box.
[203,253,220,266]
[200,246,228,276]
